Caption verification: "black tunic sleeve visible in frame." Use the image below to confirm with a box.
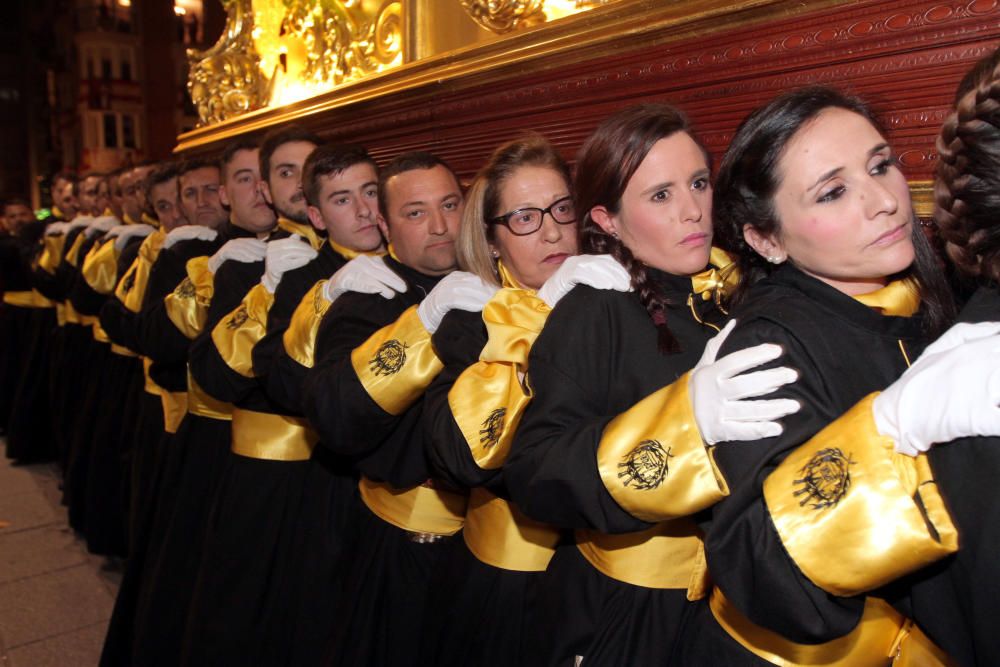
[66,236,107,315]
[503,287,656,534]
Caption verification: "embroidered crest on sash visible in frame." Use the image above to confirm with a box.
[369,339,407,376]
[479,408,506,449]
[793,447,854,509]
[618,440,672,490]
[225,304,249,329]
[175,277,196,299]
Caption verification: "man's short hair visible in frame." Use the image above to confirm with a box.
[377,151,457,217]
[302,144,377,207]
[177,158,220,183]
[145,162,180,209]
[220,136,261,181]
[259,125,322,184]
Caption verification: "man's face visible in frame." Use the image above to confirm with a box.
[179,166,227,229]
[378,165,463,276]
[54,179,78,218]
[120,170,141,221]
[149,178,187,231]
[95,178,111,215]
[307,162,384,253]
[79,176,103,215]
[3,203,33,234]
[109,175,125,219]
[219,148,275,235]
[261,140,316,224]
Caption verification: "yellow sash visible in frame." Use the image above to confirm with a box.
[230,408,318,461]
[575,520,708,595]
[358,476,467,536]
[462,488,560,572]
[186,372,232,421]
[709,588,955,666]
[160,391,188,434]
[3,290,54,308]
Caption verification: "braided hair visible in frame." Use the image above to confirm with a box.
[575,103,708,354]
[935,48,1000,285]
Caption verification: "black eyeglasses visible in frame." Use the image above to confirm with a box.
[489,196,577,236]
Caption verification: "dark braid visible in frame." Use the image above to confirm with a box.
[935,48,1000,284]
[575,103,704,354]
[581,222,678,353]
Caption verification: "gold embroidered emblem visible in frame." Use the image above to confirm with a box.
[122,269,136,293]
[793,447,854,509]
[618,440,672,490]
[225,304,249,329]
[479,408,506,450]
[175,277,196,298]
[369,339,407,376]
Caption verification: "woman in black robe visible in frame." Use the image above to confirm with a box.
[503,104,800,666]
[674,87,995,666]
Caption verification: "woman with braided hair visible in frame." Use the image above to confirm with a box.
[502,103,802,665]
[671,85,1000,666]
[893,48,1000,666]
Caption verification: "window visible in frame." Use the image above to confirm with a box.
[101,48,113,79]
[103,113,118,148]
[122,114,136,148]
[120,48,132,81]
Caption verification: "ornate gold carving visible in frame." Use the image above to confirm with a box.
[188,0,404,125]
[187,0,269,126]
[459,0,612,34]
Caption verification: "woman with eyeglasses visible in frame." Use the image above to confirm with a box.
[502,104,800,666]
[670,86,1000,666]
[419,134,633,666]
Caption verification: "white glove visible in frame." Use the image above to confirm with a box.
[207,238,268,274]
[84,215,119,238]
[689,320,801,445]
[44,221,69,236]
[417,271,499,333]
[261,237,318,293]
[109,224,156,251]
[65,216,94,232]
[322,255,407,303]
[874,321,1000,456]
[536,254,632,308]
[162,224,219,250]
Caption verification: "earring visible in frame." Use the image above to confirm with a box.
[766,255,784,265]
[491,249,499,259]
[611,232,620,240]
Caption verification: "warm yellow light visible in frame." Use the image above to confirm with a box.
[118,0,131,6]
[174,6,186,15]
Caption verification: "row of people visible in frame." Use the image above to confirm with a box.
[2,51,999,667]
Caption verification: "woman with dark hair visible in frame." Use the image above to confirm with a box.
[421,134,617,665]
[893,48,1000,666]
[503,103,801,665]
[674,86,1000,665]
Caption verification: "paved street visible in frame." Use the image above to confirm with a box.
[0,446,119,666]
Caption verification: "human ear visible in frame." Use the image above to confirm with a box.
[590,205,618,237]
[743,224,787,264]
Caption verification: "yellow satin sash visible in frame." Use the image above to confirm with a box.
[763,394,957,597]
[276,217,324,250]
[110,343,137,357]
[854,278,920,317]
[91,320,111,343]
[63,302,83,325]
[709,588,955,667]
[142,357,161,396]
[64,232,87,268]
[212,283,273,378]
[448,289,549,469]
[117,230,166,313]
[283,280,331,368]
[164,256,214,339]
[462,488,559,572]
[37,234,66,275]
[230,408,317,461]
[690,247,740,305]
[358,476,467,536]
[186,372,232,421]
[351,306,443,415]
[3,290,54,308]
[81,237,119,294]
[575,519,709,595]
[160,391,189,434]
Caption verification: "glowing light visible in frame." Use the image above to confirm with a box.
[118,0,131,6]
[174,6,187,15]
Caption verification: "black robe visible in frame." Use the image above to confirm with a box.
[302,256,449,667]
[674,264,929,665]
[504,272,721,666]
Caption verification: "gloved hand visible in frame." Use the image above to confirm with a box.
[65,216,94,232]
[162,224,219,250]
[84,216,119,238]
[261,237,318,293]
[874,321,1000,456]
[108,224,156,251]
[207,238,268,274]
[536,254,632,308]
[322,255,407,302]
[689,320,801,444]
[44,221,69,236]
[416,271,499,333]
